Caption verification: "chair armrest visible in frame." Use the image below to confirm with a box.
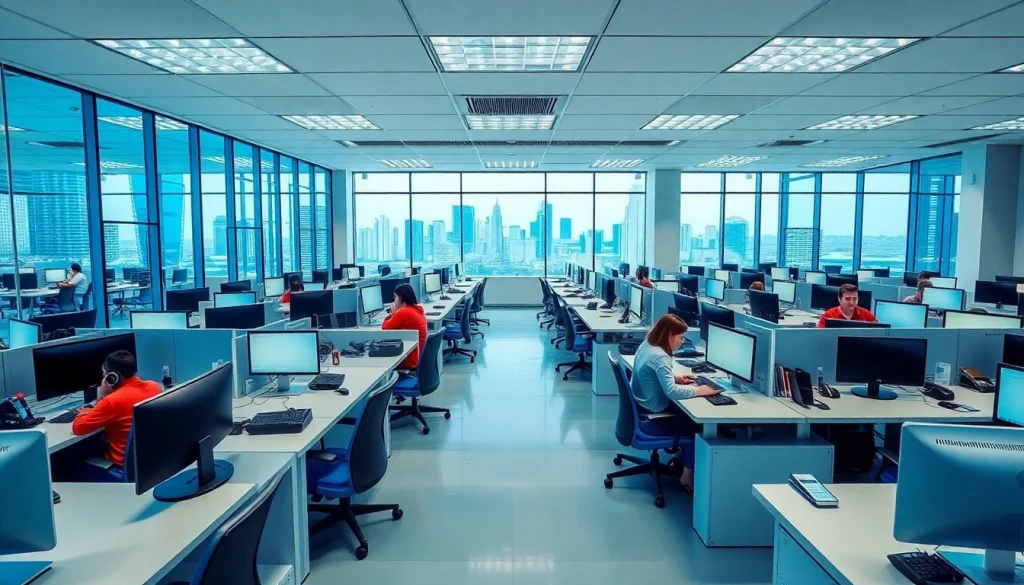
[305,450,338,463]
[338,416,358,426]
[396,369,415,376]
[84,457,115,471]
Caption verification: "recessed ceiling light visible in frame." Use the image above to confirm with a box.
[999,63,1024,73]
[430,36,592,72]
[202,155,273,170]
[99,116,188,131]
[806,115,918,130]
[466,115,555,130]
[93,39,291,74]
[0,124,27,133]
[666,140,682,146]
[73,161,143,170]
[339,140,358,147]
[803,155,886,168]
[641,114,739,131]
[378,159,431,169]
[592,159,644,168]
[696,155,767,168]
[485,161,538,169]
[282,115,379,130]
[728,37,920,73]
[971,116,1024,131]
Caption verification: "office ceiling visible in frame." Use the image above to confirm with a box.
[0,0,1023,172]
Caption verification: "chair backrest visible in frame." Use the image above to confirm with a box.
[472,279,486,311]
[81,282,93,310]
[415,332,444,396]
[57,286,76,312]
[380,266,392,277]
[556,296,580,348]
[608,354,638,448]
[349,373,398,494]
[189,473,285,585]
[138,286,153,303]
[538,278,552,304]
[459,291,474,342]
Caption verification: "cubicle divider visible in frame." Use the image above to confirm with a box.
[724,289,747,306]
[318,328,417,349]
[860,282,901,305]
[1,332,104,399]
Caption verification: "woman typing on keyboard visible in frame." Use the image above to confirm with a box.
[631,314,720,494]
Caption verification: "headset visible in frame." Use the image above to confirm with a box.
[103,371,121,388]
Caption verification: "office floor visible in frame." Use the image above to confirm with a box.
[306,308,773,585]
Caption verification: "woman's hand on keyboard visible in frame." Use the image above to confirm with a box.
[694,385,721,397]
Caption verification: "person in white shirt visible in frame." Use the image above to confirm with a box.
[59,263,88,290]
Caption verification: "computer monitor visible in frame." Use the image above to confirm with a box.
[376,263,390,275]
[345,267,361,281]
[171,268,188,284]
[748,290,780,323]
[973,280,1019,307]
[131,363,234,502]
[602,278,616,305]
[942,309,1023,330]
[1004,334,1024,367]
[758,262,776,273]
[650,268,663,280]
[454,263,461,278]
[611,268,619,278]
[8,319,41,349]
[32,333,136,401]
[699,302,735,343]
[425,273,442,295]
[379,277,409,303]
[738,271,765,290]
[810,284,840,311]
[706,323,756,384]
[619,263,630,277]
[821,264,842,274]
[220,279,252,293]
[290,290,334,323]
[995,363,1024,427]
[826,273,858,287]
[856,269,876,282]
[1,271,36,291]
[0,430,56,556]
[29,309,97,335]
[835,336,927,400]
[995,275,1024,283]
[653,280,677,292]
[929,276,957,288]
[312,269,329,283]
[921,287,965,312]
[104,268,116,282]
[770,267,790,281]
[247,330,320,377]
[166,287,210,313]
[130,311,189,330]
[894,422,1024,580]
[204,304,265,329]
[705,278,725,302]
[303,281,327,291]
[823,319,890,329]
[804,271,827,285]
[565,263,573,278]
[874,300,928,328]
[858,289,873,310]
[264,277,285,298]
[440,267,451,286]
[721,263,738,272]
[677,274,699,296]
[629,285,644,321]
[686,266,705,276]
[903,271,921,287]
[360,285,384,316]
[673,293,699,315]
[713,269,731,284]
[214,291,257,308]
[43,268,66,284]
[773,280,797,305]
[588,271,596,292]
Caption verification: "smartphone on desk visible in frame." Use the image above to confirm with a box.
[789,474,838,508]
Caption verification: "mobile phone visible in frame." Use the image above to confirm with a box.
[789,473,839,508]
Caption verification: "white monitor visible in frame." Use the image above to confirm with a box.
[360,285,384,315]
[247,331,320,375]
[588,271,596,291]
[706,322,756,383]
[1018,283,1024,294]
[130,311,189,330]
[629,284,644,320]
[425,273,442,294]
[770,267,789,281]
[773,280,797,305]
[943,309,1023,330]
[714,269,731,284]
[856,269,876,281]
[345,267,361,280]
[303,281,327,291]
[805,271,827,285]
[263,277,285,297]
[996,364,1024,427]
[214,291,257,308]
[8,319,41,349]
[922,287,965,312]
[706,278,726,301]
[930,276,957,288]
[43,268,66,284]
[404,267,413,277]
[654,281,677,292]
[875,300,928,328]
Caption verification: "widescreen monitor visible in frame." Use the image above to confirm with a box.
[770,267,790,281]
[629,285,643,320]
[835,336,926,400]
[942,309,1023,330]
[166,287,210,313]
[874,300,928,328]
[804,271,827,285]
[699,302,734,343]
[220,280,252,293]
[32,333,136,401]
[974,280,1018,307]
[921,287,965,312]
[247,331,320,376]
[713,269,730,284]
[930,276,957,288]
[43,268,66,284]
[8,319,41,349]
[425,273,442,294]
[263,277,285,298]
[772,280,796,305]
[705,278,725,302]
[213,292,257,308]
[706,323,755,383]
[130,311,189,330]
[360,285,384,315]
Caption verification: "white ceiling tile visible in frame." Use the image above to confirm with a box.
[365,115,466,130]
[608,0,822,35]
[664,95,784,115]
[556,114,651,130]
[0,40,162,74]
[193,0,415,36]
[574,72,714,95]
[254,37,436,73]
[390,130,472,141]
[406,0,616,34]
[753,96,896,115]
[691,73,836,96]
[0,0,241,37]
[885,115,1015,131]
[921,75,1024,96]
[783,0,1018,36]
[236,96,359,115]
[136,97,270,116]
[0,7,69,38]
[549,129,636,140]
[918,130,1014,143]
[58,74,222,97]
[831,129,946,140]
[695,129,857,141]
[308,73,447,96]
[237,130,345,141]
[940,97,1024,116]
[726,114,839,130]
[856,38,1024,73]
[562,95,682,115]
[946,2,1024,36]
[800,73,976,96]
[183,74,331,97]
[855,96,998,115]
[187,115,305,131]
[339,95,458,115]
[587,37,766,72]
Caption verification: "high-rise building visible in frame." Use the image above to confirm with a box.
[404,219,424,261]
[103,224,120,265]
[620,186,645,267]
[374,215,391,261]
[509,224,523,240]
[17,171,90,262]
[593,229,604,254]
[560,217,571,240]
[358,227,375,261]
[391,227,400,261]
[213,215,228,256]
[488,199,505,262]
[454,205,475,254]
[680,224,693,260]
[298,206,312,265]
[159,176,186,272]
[535,202,552,258]
[785,228,814,268]
[704,225,719,249]
[723,216,749,264]
[0,194,29,259]
[428,220,445,259]
[611,223,622,255]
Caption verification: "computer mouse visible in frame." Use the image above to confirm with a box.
[937,400,959,410]
[335,388,350,396]
[813,401,830,410]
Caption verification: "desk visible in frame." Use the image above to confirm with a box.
[775,382,994,424]
[724,303,820,328]
[422,280,480,328]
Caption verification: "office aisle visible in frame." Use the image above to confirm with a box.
[307,308,772,585]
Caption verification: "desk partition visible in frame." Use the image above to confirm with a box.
[80,327,235,388]
[1,332,105,399]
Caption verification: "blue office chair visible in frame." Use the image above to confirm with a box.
[80,426,133,483]
[389,331,449,435]
[80,282,94,310]
[537,279,556,328]
[39,286,75,314]
[306,374,403,560]
[380,266,392,277]
[469,278,489,328]
[554,296,592,380]
[442,291,477,363]
[604,355,686,508]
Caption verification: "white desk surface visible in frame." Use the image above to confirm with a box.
[0,287,58,298]
[217,415,338,455]
[620,354,805,424]
[775,383,994,424]
[724,303,819,327]
[6,482,256,585]
[331,339,416,368]
[421,281,480,323]
[230,365,391,420]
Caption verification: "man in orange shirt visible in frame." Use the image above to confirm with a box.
[817,284,878,328]
[382,283,427,371]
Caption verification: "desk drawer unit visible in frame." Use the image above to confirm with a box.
[774,524,838,585]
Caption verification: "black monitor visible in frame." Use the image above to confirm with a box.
[810,284,841,311]
[721,263,738,272]
[204,304,265,329]
[824,319,891,329]
[836,336,927,400]
[602,278,616,305]
[611,268,619,278]
[330,267,345,281]
[30,309,97,335]
[741,268,759,274]
[410,267,421,276]
[739,271,765,289]
[826,274,858,287]
[379,277,409,303]
[1,272,37,290]
[676,274,699,296]
[316,312,358,329]
[619,263,630,277]
[758,262,776,272]
[32,332,136,401]
[858,289,873,310]
[311,269,329,283]
[673,293,699,314]
[377,263,390,275]
[171,268,188,284]
[903,271,921,287]
[283,272,302,288]
[1004,334,1024,367]
[821,264,843,274]
[104,268,116,282]
[440,267,451,286]
[290,290,334,323]
[975,280,1019,307]
[131,362,234,502]
[699,302,735,343]
[166,287,210,313]
[873,267,891,277]
[748,290,779,324]
[686,265,705,276]
[995,275,1024,283]
[220,280,252,293]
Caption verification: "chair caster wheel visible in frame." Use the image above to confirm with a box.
[392,508,403,520]
[604,477,613,489]
[470,358,475,363]
[422,426,430,435]
[562,374,569,381]
[355,545,368,560]
[555,366,562,372]
[654,495,665,508]
[443,411,451,419]
[613,456,622,466]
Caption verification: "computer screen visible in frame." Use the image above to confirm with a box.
[8,319,41,349]
[166,287,210,313]
[686,266,705,276]
[0,429,55,554]
[588,271,596,292]
[130,311,189,330]
[43,268,66,283]
[773,280,796,305]
[379,277,409,303]
[602,278,616,305]
[996,275,1024,283]
[172,268,188,283]
[770,267,789,281]
[706,323,756,383]
[214,291,257,308]
[810,284,840,310]
[856,269,876,281]
[454,263,461,278]
[705,278,725,301]
[404,267,414,277]
[290,290,334,324]
[33,333,137,401]
[629,285,643,320]
[1005,334,1024,367]
[942,309,1023,329]
[974,280,1019,306]
[826,274,858,287]
[220,279,252,293]
[204,304,265,329]
[929,276,957,288]
[804,271,827,285]
[673,293,699,314]
[303,281,327,291]
[425,273,442,294]
[874,300,928,328]
[713,269,730,284]
[29,309,97,334]
[264,277,285,297]
[247,331,320,376]
[921,287,964,311]
[360,285,384,315]
[345,267,361,281]
[996,363,1024,427]
[699,302,735,343]
[835,336,927,387]
[748,290,780,323]
[565,263,573,278]
[738,272,765,290]
[677,274,699,295]
[654,280,677,292]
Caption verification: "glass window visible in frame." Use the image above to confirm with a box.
[199,131,227,280]
[462,192,544,276]
[314,168,329,270]
[915,155,961,275]
[819,174,857,273]
[97,100,147,223]
[596,172,644,193]
[547,173,592,192]
[280,157,297,272]
[355,191,410,273]
[411,189,459,272]
[723,174,755,269]
[233,141,259,281]
[298,162,312,278]
[462,173,543,192]
[863,164,911,274]
[157,115,194,288]
[682,173,721,193]
[950,176,960,276]
[760,192,779,265]
[680,192,721,268]
[597,174,646,273]
[548,192,593,276]
[260,150,279,277]
[782,173,816,269]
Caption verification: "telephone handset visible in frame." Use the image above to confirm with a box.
[959,367,995,393]
[1,393,44,428]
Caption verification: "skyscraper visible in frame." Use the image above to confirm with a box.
[404,219,424,261]
[593,229,605,255]
[488,199,505,262]
[611,223,622,255]
[358,227,375,261]
[454,205,475,254]
[0,194,29,259]
[535,202,552,258]
[723,216,749,264]
[428,220,445,259]
[560,217,571,240]
[785,228,814,268]
[620,186,645,267]
[17,171,90,261]
[391,227,400,261]
[509,225,523,240]
[213,215,228,256]
[374,215,391,261]
[103,224,120,265]
[704,225,719,249]
[680,224,693,260]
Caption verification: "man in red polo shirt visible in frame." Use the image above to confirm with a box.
[817,284,878,328]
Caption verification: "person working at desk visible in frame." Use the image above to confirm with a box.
[280,275,304,304]
[817,284,878,328]
[58,262,88,290]
[903,278,933,304]
[631,314,720,494]
[382,283,427,371]
[636,267,654,289]
[748,281,765,292]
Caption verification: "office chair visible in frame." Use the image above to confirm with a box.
[469,278,489,329]
[113,286,153,314]
[40,286,76,314]
[306,375,403,560]
[442,291,477,363]
[389,332,449,434]
[537,278,555,326]
[605,355,686,508]
[554,297,592,381]
[380,266,392,277]
[170,474,285,585]
[312,269,329,283]
[80,282,93,310]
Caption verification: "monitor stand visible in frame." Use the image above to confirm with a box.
[0,560,52,585]
[851,380,897,400]
[153,435,234,502]
[940,549,1022,585]
[276,375,292,393]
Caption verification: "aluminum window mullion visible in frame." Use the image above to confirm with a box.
[142,111,163,309]
[82,94,108,327]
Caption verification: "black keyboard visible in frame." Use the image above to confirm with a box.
[439,295,452,300]
[309,373,345,390]
[449,290,465,295]
[694,375,725,392]
[690,363,716,374]
[246,409,313,435]
[887,552,964,584]
[677,358,705,368]
[675,349,704,358]
[48,409,81,424]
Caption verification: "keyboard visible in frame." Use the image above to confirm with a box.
[887,552,964,584]
[309,373,345,391]
[246,408,313,435]
[449,290,465,295]
[439,295,452,300]
[677,358,705,368]
[690,363,716,374]
[705,393,737,406]
[694,375,725,392]
[48,409,81,424]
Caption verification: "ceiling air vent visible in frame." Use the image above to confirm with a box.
[924,134,1003,148]
[466,96,557,115]
[936,438,1024,452]
[757,140,824,148]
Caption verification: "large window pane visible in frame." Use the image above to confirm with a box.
[235,228,259,281]
[233,141,258,280]
[760,193,779,264]
[599,176,646,273]
[298,162,312,278]
[314,168,328,269]
[863,164,911,274]
[915,155,961,275]
[97,100,147,223]
[724,174,755,268]
[280,157,297,272]
[819,174,857,273]
[548,192,593,276]
[261,150,279,277]
[157,116,193,288]
[199,131,227,280]
[104,223,152,328]
[680,192,721,268]
[463,193,544,276]
[411,191,459,272]
[783,173,815,269]
[355,192,410,273]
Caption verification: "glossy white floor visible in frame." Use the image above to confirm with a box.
[307,308,773,585]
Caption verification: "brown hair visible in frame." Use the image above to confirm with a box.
[838,283,859,297]
[748,281,765,291]
[916,278,933,292]
[646,313,688,355]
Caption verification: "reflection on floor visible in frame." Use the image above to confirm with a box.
[307,308,773,585]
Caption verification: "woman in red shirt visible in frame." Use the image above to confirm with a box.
[382,283,427,371]
[280,275,304,304]
[636,266,654,289]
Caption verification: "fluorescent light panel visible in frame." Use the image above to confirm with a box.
[203,155,273,170]
[806,115,918,130]
[466,115,554,130]
[99,116,188,131]
[728,37,920,73]
[0,124,26,132]
[430,36,592,72]
[93,39,291,74]
[1000,63,1024,73]
[378,159,431,169]
[282,115,379,130]
[484,161,538,168]
[696,155,766,168]
[641,115,738,131]
[592,159,644,168]
[74,161,143,170]
[803,155,886,168]
[971,116,1024,131]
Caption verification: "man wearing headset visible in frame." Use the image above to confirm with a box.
[71,350,161,469]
